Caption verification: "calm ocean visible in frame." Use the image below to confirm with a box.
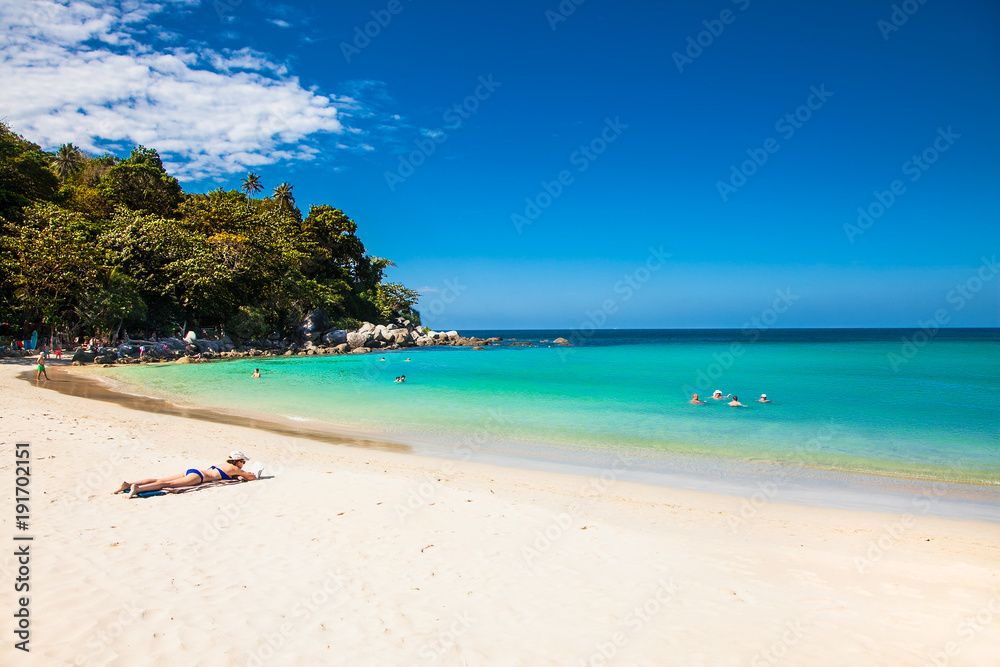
[101,329,999,502]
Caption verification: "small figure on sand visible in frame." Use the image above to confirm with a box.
[712,390,731,400]
[35,353,49,381]
[689,393,706,405]
[729,395,744,407]
[252,368,260,378]
[757,394,771,403]
[114,451,257,498]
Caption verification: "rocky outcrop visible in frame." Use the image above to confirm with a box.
[296,308,330,343]
[553,337,571,345]
[321,329,348,346]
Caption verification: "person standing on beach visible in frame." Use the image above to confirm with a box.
[35,353,49,381]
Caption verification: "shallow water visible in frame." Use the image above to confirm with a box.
[100,329,999,487]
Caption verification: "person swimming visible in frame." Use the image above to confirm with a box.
[729,395,744,407]
[115,451,257,498]
[690,393,706,405]
[758,394,771,403]
[251,368,260,378]
[712,390,731,400]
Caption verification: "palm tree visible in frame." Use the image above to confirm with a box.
[271,182,295,212]
[241,172,263,196]
[51,143,83,183]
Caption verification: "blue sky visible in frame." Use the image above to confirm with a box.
[2,0,998,328]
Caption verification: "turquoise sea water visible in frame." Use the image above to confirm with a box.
[101,329,1000,486]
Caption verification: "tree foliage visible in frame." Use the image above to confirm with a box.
[0,124,421,339]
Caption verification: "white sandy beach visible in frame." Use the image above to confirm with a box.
[1,359,998,666]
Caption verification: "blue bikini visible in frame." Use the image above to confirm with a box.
[210,466,231,481]
[186,468,204,483]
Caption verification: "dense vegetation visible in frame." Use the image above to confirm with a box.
[0,123,419,344]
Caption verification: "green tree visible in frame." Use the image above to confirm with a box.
[1,203,104,334]
[271,182,295,213]
[100,146,184,217]
[240,172,263,196]
[51,143,84,183]
[0,122,59,223]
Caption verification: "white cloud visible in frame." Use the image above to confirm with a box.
[0,0,385,181]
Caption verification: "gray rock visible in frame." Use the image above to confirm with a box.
[445,330,459,339]
[296,308,330,342]
[553,337,571,345]
[333,344,349,353]
[321,329,348,346]
[71,349,95,363]
[415,337,434,347]
[346,332,367,349]
[359,322,375,334]
[351,347,371,354]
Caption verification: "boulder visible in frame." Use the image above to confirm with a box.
[415,337,434,347]
[160,337,187,351]
[351,347,371,354]
[445,330,459,339]
[296,308,330,342]
[487,337,503,342]
[472,346,485,350]
[333,344,349,354]
[346,332,367,349]
[359,322,375,334]
[553,337,571,345]
[175,356,192,364]
[71,349,95,364]
[321,329,348,346]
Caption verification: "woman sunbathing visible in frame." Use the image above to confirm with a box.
[114,451,257,498]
